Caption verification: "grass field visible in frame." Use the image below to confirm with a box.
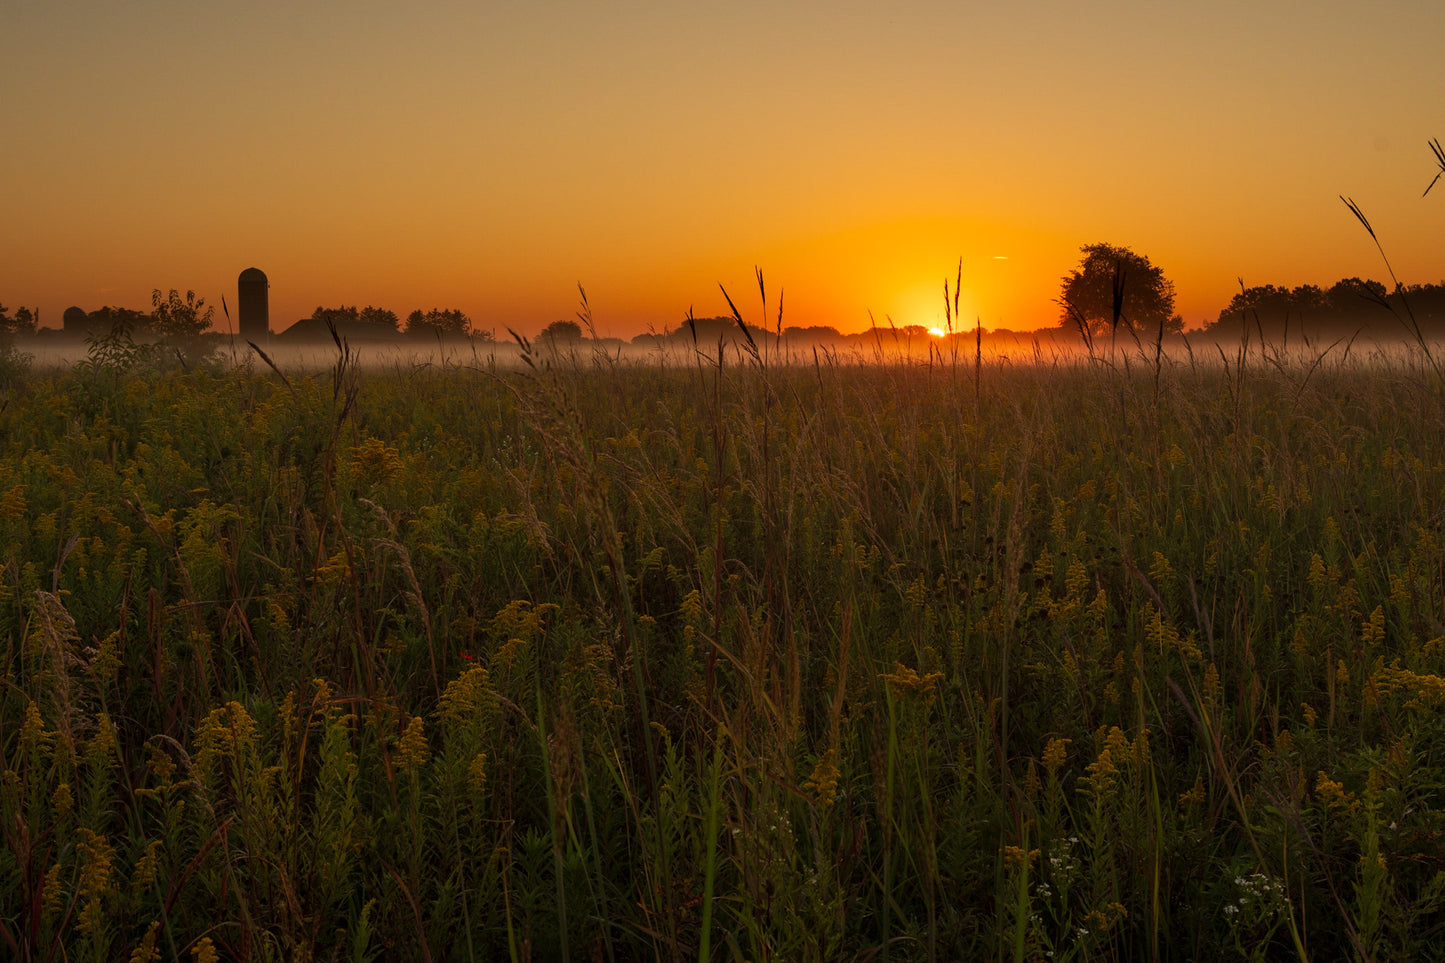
[3,338,1445,962]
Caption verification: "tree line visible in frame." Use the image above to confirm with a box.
[0,304,39,336]
[306,305,492,340]
[1053,243,1445,345]
[0,291,215,340]
[6,254,1442,347]
[0,294,498,341]
[1203,278,1445,340]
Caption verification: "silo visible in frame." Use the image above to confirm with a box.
[238,268,269,339]
[63,306,88,335]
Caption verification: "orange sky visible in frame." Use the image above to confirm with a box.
[3,1,1442,338]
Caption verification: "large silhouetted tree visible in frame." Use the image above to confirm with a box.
[359,306,400,330]
[150,289,213,339]
[311,305,359,325]
[312,305,401,330]
[406,308,470,337]
[0,304,37,336]
[1059,243,1179,342]
[538,320,583,342]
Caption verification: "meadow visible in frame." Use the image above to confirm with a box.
[3,334,1445,962]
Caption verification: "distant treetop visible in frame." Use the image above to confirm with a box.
[311,305,400,330]
[150,289,213,339]
[1206,277,1445,339]
[0,304,38,336]
[538,319,583,342]
[405,308,471,338]
[1058,243,1180,342]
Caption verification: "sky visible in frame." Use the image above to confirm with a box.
[2,0,1442,338]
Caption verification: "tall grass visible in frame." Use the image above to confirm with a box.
[3,338,1445,961]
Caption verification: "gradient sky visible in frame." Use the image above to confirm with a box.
[3,0,1442,338]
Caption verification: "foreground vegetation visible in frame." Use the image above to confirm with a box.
[3,339,1445,962]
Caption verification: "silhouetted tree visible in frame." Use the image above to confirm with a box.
[405,308,470,337]
[311,305,401,330]
[1059,243,1179,341]
[1214,282,1358,337]
[782,324,843,342]
[1201,276,1444,340]
[673,316,775,347]
[538,320,583,342]
[1213,284,1295,337]
[151,289,213,339]
[311,305,360,324]
[359,306,400,330]
[1326,277,1389,313]
[0,304,37,336]
[1294,284,1328,312]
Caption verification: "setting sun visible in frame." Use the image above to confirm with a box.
[927,326,947,337]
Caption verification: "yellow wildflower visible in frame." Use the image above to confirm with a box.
[1022,759,1041,799]
[1133,728,1152,767]
[75,828,115,935]
[679,588,703,623]
[85,713,118,769]
[351,437,403,484]
[1148,551,1174,589]
[438,665,493,729]
[1179,774,1205,807]
[467,751,488,799]
[310,549,352,586]
[1104,726,1130,762]
[1203,663,1222,706]
[41,862,63,917]
[881,662,945,705]
[395,716,429,774]
[1002,845,1040,872]
[20,700,53,763]
[191,936,219,963]
[50,782,73,821]
[146,742,177,786]
[905,574,928,610]
[1081,748,1118,802]
[310,677,335,719]
[1372,660,1445,709]
[1065,556,1089,600]
[91,630,122,685]
[1042,737,1070,777]
[132,840,163,896]
[0,483,25,519]
[802,750,841,811]
[1360,606,1385,648]
[129,921,162,963]
[194,702,259,781]
[1084,902,1128,932]
[1316,771,1350,807]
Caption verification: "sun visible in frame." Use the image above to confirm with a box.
[927,326,947,337]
